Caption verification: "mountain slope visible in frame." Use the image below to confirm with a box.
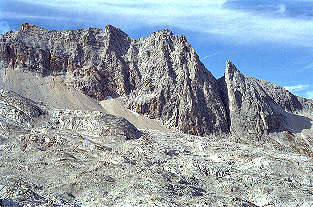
[0,90,312,207]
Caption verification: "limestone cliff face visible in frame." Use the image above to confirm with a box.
[0,24,312,136]
[126,30,229,135]
[0,23,229,136]
[218,61,313,136]
[0,23,137,99]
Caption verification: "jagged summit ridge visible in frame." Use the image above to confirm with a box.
[0,23,229,136]
[20,23,47,32]
[0,23,312,137]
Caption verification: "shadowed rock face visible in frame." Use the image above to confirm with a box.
[218,61,313,136]
[126,30,229,136]
[0,23,229,136]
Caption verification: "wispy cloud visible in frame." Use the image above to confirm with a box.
[306,91,313,99]
[201,53,219,61]
[303,62,313,70]
[276,4,286,15]
[1,0,313,47]
[284,84,313,99]
[284,84,310,92]
[0,12,69,21]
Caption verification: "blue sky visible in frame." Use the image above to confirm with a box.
[0,0,312,99]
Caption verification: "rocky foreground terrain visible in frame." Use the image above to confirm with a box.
[0,24,312,206]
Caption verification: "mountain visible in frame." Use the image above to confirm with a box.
[0,24,312,206]
[2,23,312,137]
[0,23,231,136]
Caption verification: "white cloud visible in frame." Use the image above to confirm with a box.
[3,0,313,47]
[305,91,313,99]
[284,84,310,92]
[276,4,286,15]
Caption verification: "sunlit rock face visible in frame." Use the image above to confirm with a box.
[0,24,312,207]
[218,61,313,137]
[1,24,312,137]
[0,23,230,136]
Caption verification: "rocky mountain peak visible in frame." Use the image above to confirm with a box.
[179,34,187,42]
[0,24,312,138]
[225,60,239,75]
[153,29,175,38]
[105,24,125,33]
[219,60,313,138]
[19,23,48,33]
[0,23,230,136]
[144,28,189,49]
[104,24,130,40]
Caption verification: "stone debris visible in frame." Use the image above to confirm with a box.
[0,90,43,128]
[0,116,312,206]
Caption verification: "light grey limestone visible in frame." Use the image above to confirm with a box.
[0,23,228,136]
[0,24,312,207]
[218,61,313,137]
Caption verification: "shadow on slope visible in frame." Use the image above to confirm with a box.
[280,111,312,134]
[0,199,21,207]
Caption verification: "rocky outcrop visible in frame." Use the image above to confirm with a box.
[49,109,142,140]
[0,23,312,136]
[0,89,141,140]
[0,23,229,136]
[218,61,313,136]
[0,90,43,128]
[0,23,137,100]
